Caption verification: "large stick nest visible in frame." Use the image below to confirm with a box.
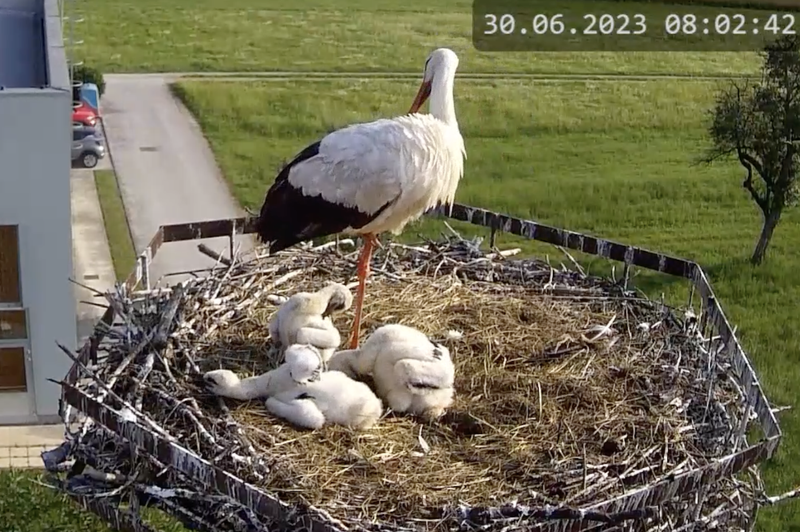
[67,235,752,530]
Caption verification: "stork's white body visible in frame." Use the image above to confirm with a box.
[287,113,466,235]
[256,48,465,351]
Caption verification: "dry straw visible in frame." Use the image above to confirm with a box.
[61,234,750,530]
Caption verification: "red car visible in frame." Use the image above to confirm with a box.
[72,101,98,127]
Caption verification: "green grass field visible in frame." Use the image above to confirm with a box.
[70,0,777,74]
[93,170,137,281]
[172,76,800,530]
[0,470,187,532]
[0,470,113,532]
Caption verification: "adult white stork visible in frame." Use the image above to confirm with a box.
[255,47,465,349]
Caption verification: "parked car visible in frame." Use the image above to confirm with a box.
[72,126,106,168]
[72,101,98,128]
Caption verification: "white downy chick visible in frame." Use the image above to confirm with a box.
[328,323,455,421]
[268,282,353,362]
[265,345,383,430]
[205,345,383,430]
[202,343,323,401]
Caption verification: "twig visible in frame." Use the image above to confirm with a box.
[55,345,177,442]
[197,243,232,266]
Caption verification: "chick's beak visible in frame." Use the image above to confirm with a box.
[409,80,432,114]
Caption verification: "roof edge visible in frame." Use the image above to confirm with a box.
[43,0,69,90]
[0,86,68,95]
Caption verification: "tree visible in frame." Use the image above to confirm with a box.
[704,35,800,265]
[72,64,106,97]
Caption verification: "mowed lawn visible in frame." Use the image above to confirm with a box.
[0,470,187,532]
[173,77,800,530]
[70,0,772,75]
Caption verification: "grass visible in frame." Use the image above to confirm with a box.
[93,170,136,282]
[70,0,779,74]
[0,470,112,532]
[172,77,800,531]
[0,470,187,532]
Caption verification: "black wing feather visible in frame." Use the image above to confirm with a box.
[255,139,394,253]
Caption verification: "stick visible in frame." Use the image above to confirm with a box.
[455,503,656,525]
[55,345,176,442]
[197,243,232,266]
[153,284,185,348]
[765,485,800,505]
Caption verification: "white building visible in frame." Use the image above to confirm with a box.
[0,0,76,424]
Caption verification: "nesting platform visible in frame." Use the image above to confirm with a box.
[45,205,787,532]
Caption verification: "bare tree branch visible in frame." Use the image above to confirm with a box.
[737,149,768,212]
[738,151,768,186]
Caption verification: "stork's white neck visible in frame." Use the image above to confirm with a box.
[429,64,458,128]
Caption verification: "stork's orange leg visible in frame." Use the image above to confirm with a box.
[348,233,378,349]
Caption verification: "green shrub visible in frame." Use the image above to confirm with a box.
[71,64,106,97]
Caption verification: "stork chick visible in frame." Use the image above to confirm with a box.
[268,282,353,362]
[206,345,384,431]
[203,343,323,401]
[328,324,455,421]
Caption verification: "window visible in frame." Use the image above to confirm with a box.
[0,226,27,392]
[0,310,26,340]
[0,226,21,304]
[0,347,26,391]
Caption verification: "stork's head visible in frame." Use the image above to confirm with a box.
[409,48,459,114]
[284,344,323,384]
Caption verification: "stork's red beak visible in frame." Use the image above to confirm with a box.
[409,80,432,114]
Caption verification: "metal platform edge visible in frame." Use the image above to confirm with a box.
[56,202,783,531]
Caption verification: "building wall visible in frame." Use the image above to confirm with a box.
[0,2,46,88]
[0,89,75,423]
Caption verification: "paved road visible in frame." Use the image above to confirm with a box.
[100,75,254,287]
[70,168,117,343]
